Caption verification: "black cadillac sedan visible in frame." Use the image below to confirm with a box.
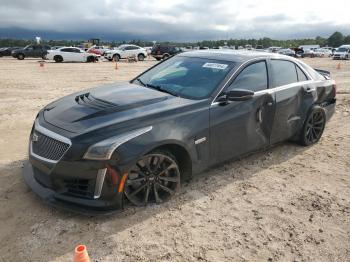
[23,50,336,214]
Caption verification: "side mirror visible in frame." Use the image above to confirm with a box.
[221,89,254,101]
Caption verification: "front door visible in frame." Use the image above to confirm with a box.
[209,60,275,164]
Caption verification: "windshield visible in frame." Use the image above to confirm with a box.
[337,48,348,52]
[134,56,234,99]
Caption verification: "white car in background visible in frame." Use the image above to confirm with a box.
[104,44,148,61]
[314,48,332,57]
[333,45,350,60]
[46,47,98,62]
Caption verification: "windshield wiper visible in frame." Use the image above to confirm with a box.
[146,83,179,97]
[135,79,179,97]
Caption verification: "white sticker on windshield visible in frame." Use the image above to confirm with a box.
[202,62,228,70]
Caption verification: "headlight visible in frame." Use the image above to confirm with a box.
[83,126,152,160]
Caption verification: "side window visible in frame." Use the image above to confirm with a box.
[60,48,70,52]
[228,61,268,92]
[296,65,308,81]
[270,60,298,87]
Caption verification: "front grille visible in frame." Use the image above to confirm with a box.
[63,178,94,198]
[31,131,70,161]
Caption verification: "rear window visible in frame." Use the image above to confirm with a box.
[270,60,298,87]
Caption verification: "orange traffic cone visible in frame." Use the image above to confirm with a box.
[336,62,341,70]
[74,245,90,262]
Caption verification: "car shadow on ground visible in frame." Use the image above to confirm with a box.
[0,141,308,261]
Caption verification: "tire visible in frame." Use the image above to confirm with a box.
[113,54,120,62]
[86,56,95,63]
[107,58,113,61]
[17,54,25,60]
[299,106,326,146]
[124,150,181,206]
[54,55,63,63]
[155,57,161,61]
[162,54,169,60]
[137,54,145,61]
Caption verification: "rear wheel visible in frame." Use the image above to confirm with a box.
[124,150,180,206]
[299,106,326,146]
[17,54,25,60]
[162,54,169,60]
[54,55,63,63]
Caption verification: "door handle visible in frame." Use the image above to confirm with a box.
[305,87,315,93]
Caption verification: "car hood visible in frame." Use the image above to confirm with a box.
[43,82,197,134]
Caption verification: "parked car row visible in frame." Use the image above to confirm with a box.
[2,43,349,62]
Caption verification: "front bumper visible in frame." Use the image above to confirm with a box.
[22,119,130,215]
[22,160,125,215]
[104,53,114,59]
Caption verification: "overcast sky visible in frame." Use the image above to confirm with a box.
[1,0,350,41]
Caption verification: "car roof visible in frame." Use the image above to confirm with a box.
[179,50,296,63]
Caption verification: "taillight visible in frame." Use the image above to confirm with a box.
[157,48,161,55]
[333,82,337,97]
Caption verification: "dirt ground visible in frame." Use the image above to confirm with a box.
[0,56,349,262]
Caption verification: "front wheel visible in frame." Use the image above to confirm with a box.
[113,54,120,62]
[137,54,145,61]
[299,106,326,146]
[124,151,180,206]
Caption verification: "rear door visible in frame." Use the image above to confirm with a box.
[209,60,275,164]
[33,45,42,57]
[268,59,310,144]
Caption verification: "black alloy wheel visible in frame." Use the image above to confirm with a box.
[124,152,180,206]
[300,106,326,146]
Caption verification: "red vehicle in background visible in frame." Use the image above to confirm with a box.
[87,45,110,56]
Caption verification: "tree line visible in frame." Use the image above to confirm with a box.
[0,31,349,49]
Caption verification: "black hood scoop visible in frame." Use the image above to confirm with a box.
[75,93,118,110]
[72,91,170,122]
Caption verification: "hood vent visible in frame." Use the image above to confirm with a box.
[75,93,118,110]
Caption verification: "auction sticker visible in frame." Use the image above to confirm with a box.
[202,62,228,70]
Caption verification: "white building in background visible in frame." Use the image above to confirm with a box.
[299,45,320,50]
